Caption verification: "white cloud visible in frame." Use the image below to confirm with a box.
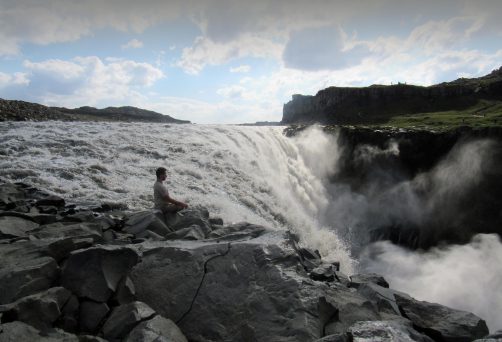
[122,38,143,49]
[7,56,164,107]
[177,35,281,74]
[216,85,246,99]
[0,0,185,56]
[230,65,251,73]
[0,72,29,88]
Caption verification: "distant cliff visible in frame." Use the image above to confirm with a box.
[0,99,191,124]
[282,66,502,124]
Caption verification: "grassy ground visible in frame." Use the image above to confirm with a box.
[368,100,502,131]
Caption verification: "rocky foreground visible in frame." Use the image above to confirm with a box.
[0,181,499,341]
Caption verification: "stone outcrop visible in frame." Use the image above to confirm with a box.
[0,181,495,341]
[0,99,191,123]
[282,66,502,124]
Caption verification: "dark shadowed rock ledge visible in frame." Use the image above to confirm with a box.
[0,180,494,341]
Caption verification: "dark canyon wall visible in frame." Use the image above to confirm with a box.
[282,67,502,124]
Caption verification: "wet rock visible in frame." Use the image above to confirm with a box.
[310,264,335,282]
[60,211,97,223]
[36,195,65,207]
[347,320,434,342]
[31,222,103,243]
[395,294,489,341]
[349,273,390,288]
[135,229,165,241]
[356,282,410,318]
[0,241,59,304]
[0,287,71,331]
[0,215,39,239]
[314,334,349,342]
[165,224,210,240]
[125,315,188,342]
[321,289,381,336]
[0,321,79,341]
[208,217,224,226]
[0,183,26,210]
[473,330,502,341]
[47,237,94,262]
[207,222,270,241]
[57,294,80,332]
[113,276,136,305]
[123,211,172,237]
[165,207,211,231]
[61,246,140,302]
[131,229,378,342]
[78,335,108,342]
[102,301,156,340]
[79,301,109,333]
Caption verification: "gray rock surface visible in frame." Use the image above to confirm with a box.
[61,246,139,302]
[0,321,79,341]
[131,229,382,342]
[79,301,109,333]
[0,287,71,331]
[349,273,390,288]
[164,224,210,240]
[31,222,103,242]
[102,301,156,340]
[123,211,172,237]
[0,216,39,239]
[0,240,59,304]
[125,315,188,342]
[165,207,211,232]
[113,276,136,305]
[347,320,434,342]
[396,294,489,341]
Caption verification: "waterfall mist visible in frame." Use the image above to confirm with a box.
[360,235,502,331]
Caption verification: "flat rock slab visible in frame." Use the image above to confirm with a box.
[0,241,59,304]
[0,287,71,331]
[0,321,79,341]
[347,320,434,342]
[395,294,489,342]
[62,246,139,302]
[0,216,39,239]
[79,301,110,333]
[123,211,172,237]
[349,273,390,288]
[125,315,188,342]
[102,301,156,340]
[131,230,380,342]
[32,222,103,243]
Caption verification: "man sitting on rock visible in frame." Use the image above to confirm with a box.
[154,167,188,220]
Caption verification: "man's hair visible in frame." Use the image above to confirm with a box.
[156,167,167,178]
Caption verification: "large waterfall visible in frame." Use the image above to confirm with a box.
[2,121,502,330]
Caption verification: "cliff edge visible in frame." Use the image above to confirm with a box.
[282,66,502,125]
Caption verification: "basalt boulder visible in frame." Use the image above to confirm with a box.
[0,287,71,331]
[0,240,59,304]
[395,294,489,341]
[61,246,140,302]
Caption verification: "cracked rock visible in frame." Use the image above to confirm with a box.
[125,315,188,342]
[395,294,489,341]
[61,246,139,302]
[102,301,156,340]
[0,287,71,331]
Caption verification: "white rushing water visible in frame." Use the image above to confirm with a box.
[0,121,355,271]
[2,121,502,331]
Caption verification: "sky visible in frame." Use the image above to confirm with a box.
[0,0,501,124]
